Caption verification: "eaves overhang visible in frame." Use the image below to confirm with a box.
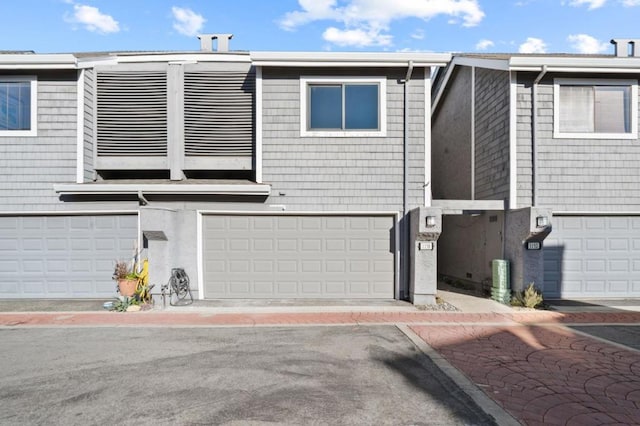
[0,54,78,69]
[432,54,640,114]
[54,183,271,197]
[447,54,640,73]
[251,51,451,68]
[508,55,640,72]
[76,52,252,68]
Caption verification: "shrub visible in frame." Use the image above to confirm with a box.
[511,283,544,309]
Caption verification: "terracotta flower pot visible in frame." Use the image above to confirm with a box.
[118,278,138,297]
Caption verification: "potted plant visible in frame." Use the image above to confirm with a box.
[113,260,139,297]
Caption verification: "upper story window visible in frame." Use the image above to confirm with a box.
[300,76,386,137]
[554,78,638,139]
[0,76,37,136]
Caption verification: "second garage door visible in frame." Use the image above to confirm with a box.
[543,215,640,298]
[0,214,138,298]
[202,214,395,299]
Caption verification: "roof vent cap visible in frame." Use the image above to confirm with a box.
[197,34,233,52]
[610,38,640,57]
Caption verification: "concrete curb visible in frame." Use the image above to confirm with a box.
[397,324,521,426]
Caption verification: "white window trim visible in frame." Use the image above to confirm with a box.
[300,76,387,137]
[0,75,37,137]
[553,77,638,140]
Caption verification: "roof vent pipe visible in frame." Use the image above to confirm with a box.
[611,39,640,57]
[198,34,233,52]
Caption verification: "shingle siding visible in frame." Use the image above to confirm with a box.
[516,75,533,207]
[261,67,427,212]
[519,73,640,211]
[474,68,510,200]
[0,71,78,211]
[431,66,472,199]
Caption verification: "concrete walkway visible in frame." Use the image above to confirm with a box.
[1,294,639,426]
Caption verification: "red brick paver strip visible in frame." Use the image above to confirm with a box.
[0,310,640,327]
[411,324,640,426]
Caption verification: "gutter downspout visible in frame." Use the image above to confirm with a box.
[402,60,414,300]
[532,65,547,207]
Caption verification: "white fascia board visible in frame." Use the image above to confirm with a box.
[0,54,77,69]
[76,56,119,69]
[54,183,271,196]
[451,56,510,71]
[76,69,85,184]
[253,60,449,68]
[509,56,640,71]
[431,65,453,114]
[251,51,451,67]
[552,211,640,216]
[511,66,640,73]
[114,53,251,64]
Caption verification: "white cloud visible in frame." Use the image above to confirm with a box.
[280,0,484,47]
[622,0,640,5]
[475,39,494,51]
[519,37,547,53]
[280,0,338,30]
[567,34,609,53]
[67,4,120,34]
[411,29,425,40]
[171,6,206,37]
[397,47,433,52]
[567,0,607,9]
[323,27,393,47]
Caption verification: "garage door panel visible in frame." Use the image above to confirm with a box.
[585,217,606,230]
[47,280,68,294]
[586,239,606,251]
[609,217,630,229]
[0,215,137,298]
[609,281,630,293]
[300,281,321,295]
[609,259,629,272]
[203,214,394,299]
[544,215,640,298]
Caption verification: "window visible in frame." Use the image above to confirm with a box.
[0,76,37,136]
[300,77,386,137]
[554,78,637,139]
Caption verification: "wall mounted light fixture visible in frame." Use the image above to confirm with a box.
[536,216,549,227]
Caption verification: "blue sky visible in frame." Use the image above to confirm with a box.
[1,0,639,54]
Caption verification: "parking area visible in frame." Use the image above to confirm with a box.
[0,326,498,425]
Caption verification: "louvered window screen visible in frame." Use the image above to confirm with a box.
[97,72,168,156]
[184,71,254,157]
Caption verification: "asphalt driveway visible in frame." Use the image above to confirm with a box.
[0,326,496,425]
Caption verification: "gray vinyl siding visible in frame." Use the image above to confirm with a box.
[518,73,640,211]
[431,66,472,200]
[0,71,78,211]
[261,67,426,212]
[516,74,533,208]
[83,68,94,182]
[474,68,510,200]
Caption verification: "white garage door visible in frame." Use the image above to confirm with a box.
[0,214,138,298]
[543,215,640,298]
[202,214,395,299]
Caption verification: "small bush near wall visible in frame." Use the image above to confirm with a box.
[511,283,544,309]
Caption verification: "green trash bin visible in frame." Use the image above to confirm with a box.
[491,259,510,304]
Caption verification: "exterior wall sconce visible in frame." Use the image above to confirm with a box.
[425,216,437,227]
[536,216,549,227]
